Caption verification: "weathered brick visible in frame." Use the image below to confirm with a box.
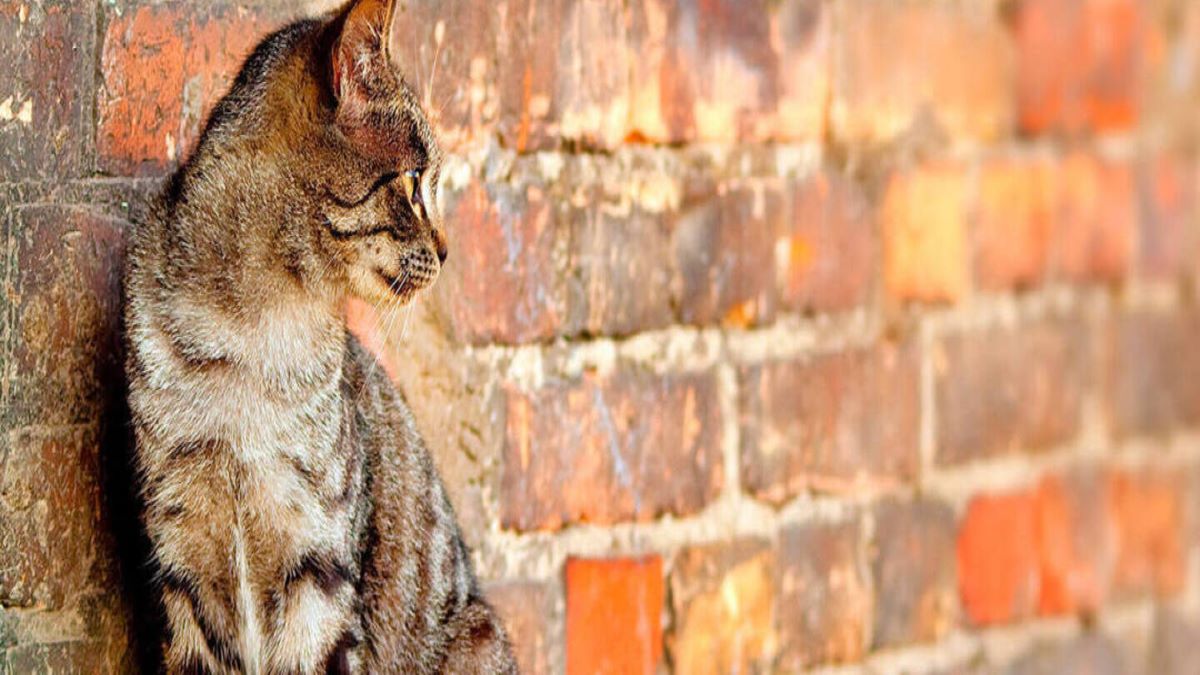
[958,491,1039,626]
[1035,469,1114,616]
[1110,311,1200,437]
[974,159,1055,291]
[566,200,675,337]
[882,165,970,303]
[1107,469,1186,599]
[486,580,560,675]
[565,557,663,675]
[934,319,1087,465]
[871,499,958,649]
[1149,607,1200,675]
[779,170,874,314]
[667,540,776,675]
[739,341,920,504]
[0,1,95,181]
[436,175,569,345]
[502,369,723,531]
[98,3,282,175]
[777,519,870,669]
[1015,0,1141,134]
[1006,633,1128,675]
[673,179,780,328]
[4,205,125,430]
[1136,155,1195,280]
[1053,153,1135,283]
[0,426,107,609]
[832,0,1014,142]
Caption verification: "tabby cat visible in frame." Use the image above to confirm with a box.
[122,0,516,672]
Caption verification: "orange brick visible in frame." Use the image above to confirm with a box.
[974,159,1055,291]
[1136,156,1196,280]
[1035,471,1114,616]
[668,541,776,674]
[1107,470,1186,599]
[98,4,279,174]
[566,557,664,675]
[883,166,969,303]
[958,492,1039,626]
[833,0,1014,142]
[1053,154,1135,283]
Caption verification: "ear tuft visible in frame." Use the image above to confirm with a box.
[332,0,399,103]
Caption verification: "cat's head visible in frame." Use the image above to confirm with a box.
[312,0,446,307]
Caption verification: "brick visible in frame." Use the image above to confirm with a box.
[667,540,776,674]
[0,1,95,181]
[883,165,970,303]
[974,159,1055,291]
[1034,470,1114,615]
[871,499,958,649]
[98,3,280,175]
[1109,311,1200,437]
[1053,153,1135,283]
[565,557,663,675]
[0,426,107,609]
[1015,0,1141,134]
[832,0,1014,142]
[934,319,1087,465]
[739,341,920,504]
[777,519,870,669]
[502,369,723,531]
[673,179,780,328]
[486,581,560,675]
[436,176,569,345]
[958,491,1039,626]
[4,205,126,430]
[1136,156,1195,280]
[779,170,874,314]
[566,200,675,337]
[1107,469,1186,599]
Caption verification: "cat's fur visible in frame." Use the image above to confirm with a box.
[122,0,516,672]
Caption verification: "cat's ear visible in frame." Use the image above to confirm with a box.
[331,0,400,104]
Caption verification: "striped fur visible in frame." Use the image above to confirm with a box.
[122,1,516,672]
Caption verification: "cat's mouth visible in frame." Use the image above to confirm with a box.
[377,270,412,297]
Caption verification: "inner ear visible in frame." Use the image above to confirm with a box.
[332,0,399,102]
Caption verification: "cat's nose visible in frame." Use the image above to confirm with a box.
[433,230,448,265]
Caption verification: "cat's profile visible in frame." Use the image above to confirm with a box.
[122,0,516,671]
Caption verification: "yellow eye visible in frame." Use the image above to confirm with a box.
[402,169,425,220]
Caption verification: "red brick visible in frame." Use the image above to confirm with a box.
[1107,469,1186,599]
[1136,156,1196,280]
[436,176,569,345]
[566,200,675,337]
[1053,153,1135,283]
[1015,0,1141,134]
[882,165,970,304]
[934,319,1087,465]
[832,0,1014,142]
[98,3,280,174]
[486,581,560,675]
[0,427,108,609]
[667,541,776,674]
[777,519,870,669]
[958,491,1039,626]
[566,557,663,675]
[871,499,958,649]
[1034,470,1114,616]
[739,341,920,504]
[0,1,95,180]
[5,205,126,430]
[780,170,874,314]
[974,159,1055,291]
[673,179,781,328]
[502,369,723,531]
[1109,311,1200,437]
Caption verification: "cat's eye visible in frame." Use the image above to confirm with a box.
[402,169,425,221]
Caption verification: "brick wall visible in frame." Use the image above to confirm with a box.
[4,0,1200,672]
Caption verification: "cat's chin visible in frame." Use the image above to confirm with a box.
[346,267,428,307]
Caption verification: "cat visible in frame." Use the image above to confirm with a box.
[121,0,517,672]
